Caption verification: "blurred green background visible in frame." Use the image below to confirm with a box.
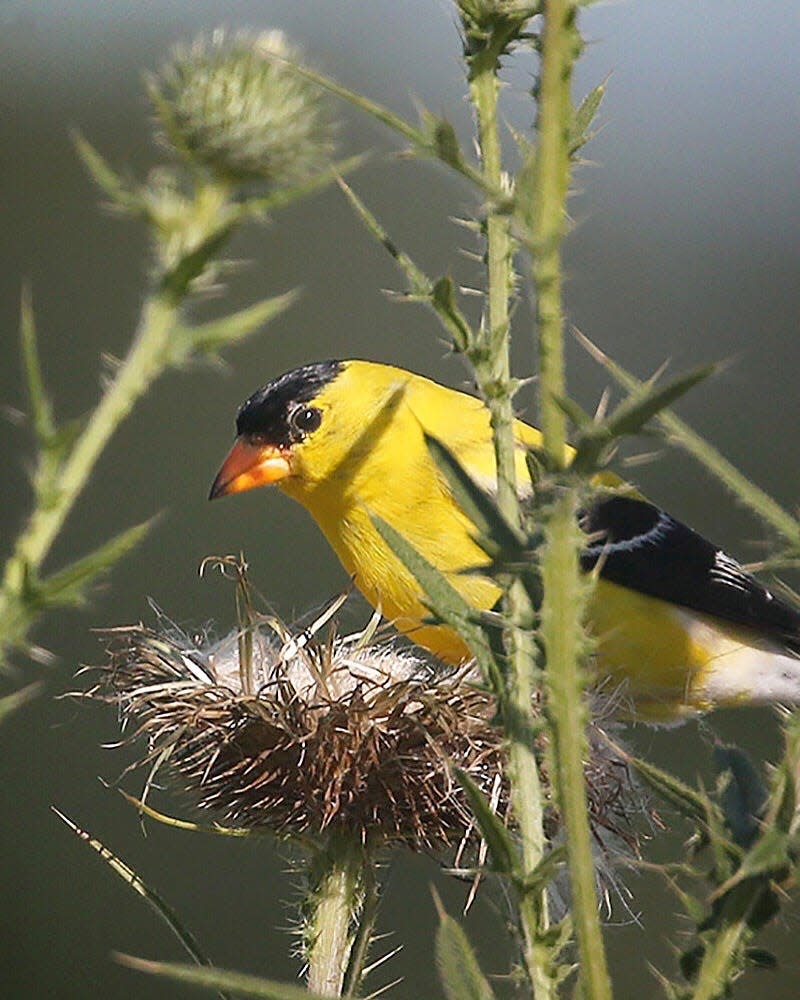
[2,2,799,997]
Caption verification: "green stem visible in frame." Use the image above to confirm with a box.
[541,495,611,999]
[342,860,378,999]
[1,293,178,601]
[469,31,552,998]
[531,3,612,998]
[306,835,367,997]
[532,0,573,469]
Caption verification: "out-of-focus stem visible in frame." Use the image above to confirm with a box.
[469,30,552,999]
[532,2,612,998]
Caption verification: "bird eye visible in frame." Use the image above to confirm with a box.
[290,406,322,437]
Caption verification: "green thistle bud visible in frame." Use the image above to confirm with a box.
[149,29,335,186]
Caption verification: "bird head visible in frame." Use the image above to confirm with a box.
[209,359,419,506]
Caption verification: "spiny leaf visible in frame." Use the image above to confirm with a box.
[568,81,606,157]
[370,514,501,688]
[180,290,299,359]
[337,179,432,296]
[570,364,715,474]
[159,224,236,304]
[553,393,593,430]
[573,327,800,548]
[420,111,468,173]
[116,790,266,839]
[454,768,517,877]
[72,131,142,213]
[627,752,719,827]
[35,517,158,611]
[709,828,791,902]
[519,845,568,894]
[425,434,524,559]
[19,287,55,444]
[430,277,474,353]
[53,809,224,995]
[115,953,330,1000]
[435,902,496,1000]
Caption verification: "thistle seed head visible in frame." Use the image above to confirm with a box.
[84,597,646,862]
[149,30,335,185]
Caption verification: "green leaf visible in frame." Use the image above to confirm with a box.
[709,828,791,902]
[430,277,474,353]
[570,364,715,474]
[36,516,158,611]
[337,178,432,296]
[519,845,568,894]
[425,434,525,559]
[568,81,606,157]
[72,131,142,213]
[182,290,300,359]
[553,393,593,431]
[628,753,719,827]
[454,768,517,877]
[573,328,800,548]
[513,144,538,240]
[159,224,236,304]
[53,810,225,996]
[423,113,468,172]
[19,287,55,445]
[435,906,496,1000]
[370,514,501,689]
[115,953,330,1000]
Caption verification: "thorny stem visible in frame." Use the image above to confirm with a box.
[532,2,612,998]
[306,834,368,997]
[468,23,552,998]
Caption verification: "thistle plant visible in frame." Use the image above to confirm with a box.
[81,561,644,997]
[0,30,344,706]
[57,6,800,1000]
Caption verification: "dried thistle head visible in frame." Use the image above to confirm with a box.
[87,605,507,852]
[84,595,645,866]
[149,29,335,185]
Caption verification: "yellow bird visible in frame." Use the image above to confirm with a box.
[210,359,800,722]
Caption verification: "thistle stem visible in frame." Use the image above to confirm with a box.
[532,2,612,997]
[469,28,552,998]
[306,834,368,997]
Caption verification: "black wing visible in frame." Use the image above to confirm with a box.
[580,494,800,654]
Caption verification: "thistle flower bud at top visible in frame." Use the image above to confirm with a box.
[149,29,335,185]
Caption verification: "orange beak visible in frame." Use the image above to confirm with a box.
[209,438,292,500]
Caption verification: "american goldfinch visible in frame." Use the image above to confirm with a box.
[210,359,800,721]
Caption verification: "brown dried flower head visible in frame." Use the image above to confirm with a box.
[85,580,644,860]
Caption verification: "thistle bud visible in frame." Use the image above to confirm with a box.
[149,30,335,186]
